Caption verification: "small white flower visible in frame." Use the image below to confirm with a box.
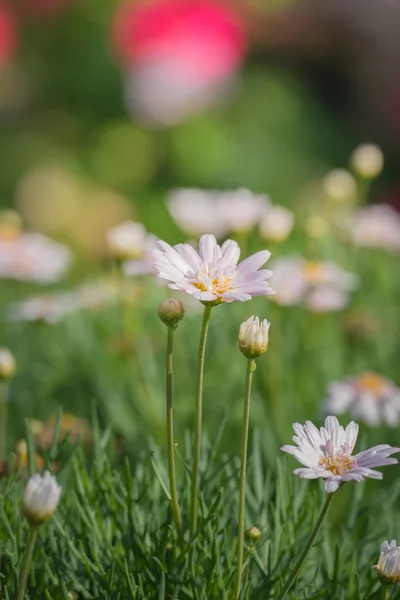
[107,221,155,261]
[259,205,294,243]
[323,169,357,203]
[374,540,400,585]
[282,415,400,493]
[153,234,274,304]
[0,347,16,381]
[350,204,400,251]
[166,188,270,238]
[0,233,72,283]
[351,143,384,179]
[324,372,400,427]
[238,315,270,358]
[23,471,62,524]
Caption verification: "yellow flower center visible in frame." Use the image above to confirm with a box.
[193,277,232,296]
[355,373,387,394]
[319,454,355,475]
[303,261,325,284]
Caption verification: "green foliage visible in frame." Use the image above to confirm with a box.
[0,415,399,598]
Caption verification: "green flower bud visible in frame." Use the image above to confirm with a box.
[157,299,185,329]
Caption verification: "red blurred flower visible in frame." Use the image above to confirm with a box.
[112,0,246,126]
[0,5,16,67]
[113,0,245,82]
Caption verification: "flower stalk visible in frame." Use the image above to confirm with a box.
[190,303,213,536]
[381,585,390,600]
[166,326,184,551]
[16,526,39,600]
[277,492,335,600]
[234,357,256,600]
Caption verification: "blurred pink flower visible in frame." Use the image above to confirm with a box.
[0,6,16,67]
[112,0,246,125]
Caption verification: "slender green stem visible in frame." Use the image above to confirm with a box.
[234,358,256,600]
[381,584,390,600]
[166,327,184,551]
[189,304,213,536]
[277,492,335,600]
[16,526,39,600]
[0,384,9,462]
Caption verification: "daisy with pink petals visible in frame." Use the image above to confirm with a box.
[153,234,274,304]
[282,415,400,493]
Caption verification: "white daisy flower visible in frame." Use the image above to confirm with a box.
[351,143,384,179]
[325,372,400,427]
[350,204,400,251]
[107,221,150,260]
[374,540,400,585]
[281,415,400,493]
[0,233,72,284]
[153,234,274,304]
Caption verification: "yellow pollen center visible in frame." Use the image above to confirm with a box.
[319,454,354,476]
[356,372,387,394]
[193,277,231,295]
[304,261,325,284]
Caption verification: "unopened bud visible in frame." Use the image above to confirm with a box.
[238,316,270,359]
[157,299,185,329]
[0,348,16,381]
[22,471,62,525]
[373,540,400,586]
[351,143,384,179]
[246,526,261,543]
[323,169,357,203]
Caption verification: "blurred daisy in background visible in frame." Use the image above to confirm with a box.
[349,204,400,251]
[271,256,358,311]
[7,280,120,324]
[106,220,159,276]
[166,187,270,238]
[0,232,72,283]
[324,372,400,427]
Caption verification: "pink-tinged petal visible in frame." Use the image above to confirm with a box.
[174,244,202,272]
[281,444,297,455]
[344,422,359,452]
[293,468,321,479]
[220,239,240,268]
[221,291,252,302]
[325,479,340,493]
[199,234,219,266]
[236,250,271,276]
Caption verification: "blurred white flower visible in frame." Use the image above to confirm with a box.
[0,347,16,381]
[107,221,151,260]
[351,143,384,179]
[166,188,270,238]
[238,315,270,358]
[271,256,358,311]
[218,189,270,234]
[259,204,294,243]
[374,540,400,585]
[7,281,120,324]
[324,372,400,427]
[282,415,400,493]
[0,233,72,283]
[123,234,159,276]
[153,233,274,304]
[323,169,357,203]
[23,471,62,525]
[350,204,400,251]
[306,287,350,313]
